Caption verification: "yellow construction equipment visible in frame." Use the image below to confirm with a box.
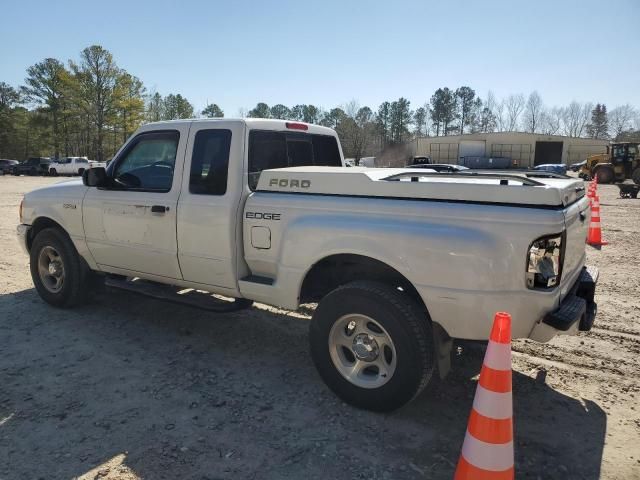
[580,142,640,184]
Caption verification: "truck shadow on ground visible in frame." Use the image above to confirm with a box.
[0,288,605,480]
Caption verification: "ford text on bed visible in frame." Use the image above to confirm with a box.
[17,119,598,411]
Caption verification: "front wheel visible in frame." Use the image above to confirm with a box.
[30,228,89,308]
[309,281,435,412]
[595,166,614,184]
[50,168,57,176]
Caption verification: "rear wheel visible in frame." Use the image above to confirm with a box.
[632,167,640,185]
[12,167,19,176]
[30,228,89,308]
[50,168,57,176]
[594,166,614,184]
[309,281,435,412]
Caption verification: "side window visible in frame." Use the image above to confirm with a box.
[189,129,232,195]
[111,131,179,192]
[248,131,287,190]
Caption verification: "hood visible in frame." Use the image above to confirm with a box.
[26,178,86,196]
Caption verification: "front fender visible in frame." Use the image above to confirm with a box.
[22,181,97,269]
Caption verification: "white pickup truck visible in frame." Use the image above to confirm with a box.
[17,119,598,411]
[48,157,106,176]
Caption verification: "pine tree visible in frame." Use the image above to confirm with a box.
[586,104,609,139]
[202,103,224,118]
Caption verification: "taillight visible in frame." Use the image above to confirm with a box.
[286,122,308,131]
[526,234,563,289]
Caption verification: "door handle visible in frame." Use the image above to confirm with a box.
[151,205,169,213]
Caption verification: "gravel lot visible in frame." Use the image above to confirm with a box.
[1,175,639,480]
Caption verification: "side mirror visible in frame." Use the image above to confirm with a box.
[83,167,108,187]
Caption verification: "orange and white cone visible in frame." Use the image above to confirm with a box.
[454,312,514,480]
[587,195,608,246]
[588,177,598,199]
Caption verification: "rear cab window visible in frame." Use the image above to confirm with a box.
[248,130,341,190]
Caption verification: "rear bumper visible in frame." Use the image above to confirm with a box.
[529,266,598,342]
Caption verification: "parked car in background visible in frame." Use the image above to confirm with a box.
[411,155,432,165]
[407,163,469,173]
[570,159,586,172]
[459,156,512,169]
[358,156,376,167]
[12,157,51,176]
[49,157,89,176]
[0,159,19,175]
[533,164,568,176]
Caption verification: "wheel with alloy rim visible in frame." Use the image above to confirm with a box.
[30,227,88,308]
[37,246,65,293]
[328,314,397,389]
[310,280,435,412]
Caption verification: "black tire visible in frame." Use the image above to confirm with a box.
[78,168,85,176]
[30,228,89,308]
[594,166,614,184]
[50,168,57,176]
[309,281,435,412]
[632,167,640,186]
[12,168,18,176]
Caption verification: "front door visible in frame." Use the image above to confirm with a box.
[83,125,190,279]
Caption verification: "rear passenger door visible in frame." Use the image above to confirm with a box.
[176,122,246,291]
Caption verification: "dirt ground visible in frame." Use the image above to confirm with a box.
[0,175,639,480]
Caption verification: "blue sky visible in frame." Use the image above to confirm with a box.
[1,0,638,115]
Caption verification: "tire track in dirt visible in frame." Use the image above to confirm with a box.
[511,351,635,385]
[511,343,637,378]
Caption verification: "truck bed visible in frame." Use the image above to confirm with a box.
[257,167,585,207]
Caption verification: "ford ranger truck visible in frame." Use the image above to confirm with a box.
[16,119,598,412]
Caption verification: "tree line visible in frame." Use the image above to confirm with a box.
[1,44,639,162]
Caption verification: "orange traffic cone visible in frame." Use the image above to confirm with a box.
[587,195,608,246]
[454,312,514,480]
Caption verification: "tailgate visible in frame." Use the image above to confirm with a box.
[562,196,590,293]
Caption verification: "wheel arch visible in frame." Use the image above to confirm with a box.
[27,217,71,252]
[300,253,428,316]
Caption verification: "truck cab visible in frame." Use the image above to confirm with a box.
[78,120,343,290]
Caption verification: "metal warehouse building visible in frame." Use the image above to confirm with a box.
[415,132,609,168]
